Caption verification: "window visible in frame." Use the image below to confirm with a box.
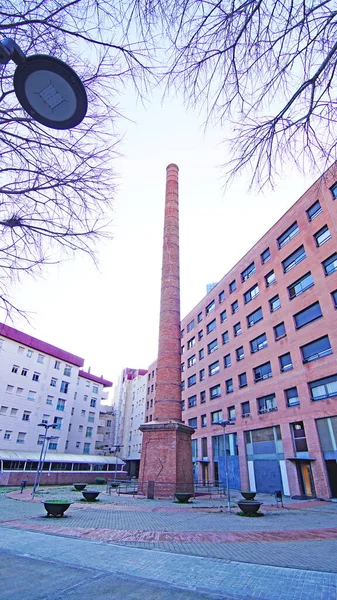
[277,221,299,248]
[27,390,36,401]
[49,439,58,450]
[206,319,216,334]
[181,400,185,411]
[83,443,90,454]
[269,295,281,312]
[239,372,247,388]
[199,348,204,360]
[32,372,40,382]
[224,353,231,368]
[306,200,322,221]
[228,406,236,420]
[53,416,62,430]
[206,300,215,315]
[26,349,33,358]
[233,322,242,336]
[187,319,195,332]
[201,414,207,427]
[241,262,256,282]
[274,322,286,340]
[330,182,337,199]
[200,390,206,403]
[6,385,14,394]
[197,312,203,323]
[314,225,331,247]
[231,300,239,314]
[188,374,196,387]
[229,280,236,293]
[12,365,19,373]
[331,290,337,308]
[22,411,31,421]
[4,430,12,440]
[50,377,57,387]
[257,394,277,414]
[181,381,185,391]
[244,284,259,304]
[37,354,44,364]
[209,360,220,376]
[219,290,225,303]
[0,406,8,415]
[322,253,337,276]
[64,365,72,377]
[279,352,293,372]
[10,408,18,417]
[16,432,26,444]
[285,387,299,407]
[288,272,314,299]
[226,378,233,393]
[181,345,185,355]
[188,395,197,408]
[86,379,90,386]
[199,369,205,381]
[294,302,322,329]
[282,245,306,273]
[261,247,271,264]
[18,346,24,354]
[222,331,229,344]
[181,329,185,338]
[253,361,272,382]
[265,270,276,286]
[57,398,66,411]
[60,381,69,393]
[220,310,227,323]
[86,427,93,438]
[309,374,337,401]
[46,395,53,405]
[90,398,97,407]
[250,333,267,354]
[21,368,28,376]
[210,384,221,399]
[291,422,308,452]
[207,339,218,354]
[236,346,244,361]
[54,360,61,370]
[16,387,23,396]
[241,401,250,417]
[211,410,223,424]
[187,336,195,349]
[198,330,203,341]
[76,441,81,449]
[187,354,196,368]
[188,417,197,428]
[42,414,49,424]
[181,362,185,372]
[247,307,263,327]
[301,336,332,363]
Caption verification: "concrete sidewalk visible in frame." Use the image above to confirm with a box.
[0,487,336,599]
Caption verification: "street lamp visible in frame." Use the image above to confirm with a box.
[110,444,124,481]
[214,420,235,513]
[0,37,87,129]
[32,422,57,498]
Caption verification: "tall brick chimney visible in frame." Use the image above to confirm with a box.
[138,164,194,498]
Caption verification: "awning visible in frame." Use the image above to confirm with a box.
[286,457,316,461]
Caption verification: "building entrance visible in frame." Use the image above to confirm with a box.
[298,462,315,497]
[325,460,337,498]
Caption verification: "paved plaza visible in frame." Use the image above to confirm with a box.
[0,486,336,599]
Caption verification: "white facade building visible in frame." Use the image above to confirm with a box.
[0,323,112,455]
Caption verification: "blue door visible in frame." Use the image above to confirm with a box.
[254,460,283,494]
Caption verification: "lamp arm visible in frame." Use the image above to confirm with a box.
[0,38,26,66]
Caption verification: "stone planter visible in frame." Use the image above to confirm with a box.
[73,483,86,491]
[240,491,256,501]
[82,490,100,502]
[238,500,263,515]
[43,501,72,517]
[175,492,192,503]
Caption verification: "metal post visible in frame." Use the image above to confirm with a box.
[218,420,235,513]
[32,423,57,498]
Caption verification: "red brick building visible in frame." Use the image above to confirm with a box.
[145,164,337,500]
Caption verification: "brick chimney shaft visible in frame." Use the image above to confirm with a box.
[154,163,182,422]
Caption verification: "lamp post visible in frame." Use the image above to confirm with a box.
[216,420,235,513]
[0,37,87,129]
[32,422,57,498]
[111,444,123,481]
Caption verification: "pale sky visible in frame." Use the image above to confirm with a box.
[4,85,317,396]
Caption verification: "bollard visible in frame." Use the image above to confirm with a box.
[20,480,27,494]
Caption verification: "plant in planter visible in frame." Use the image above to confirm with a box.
[240,491,257,501]
[95,477,106,485]
[43,499,72,517]
[237,500,263,515]
[73,483,87,491]
[82,490,100,502]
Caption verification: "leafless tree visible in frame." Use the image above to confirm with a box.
[122,0,337,188]
[0,1,153,316]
